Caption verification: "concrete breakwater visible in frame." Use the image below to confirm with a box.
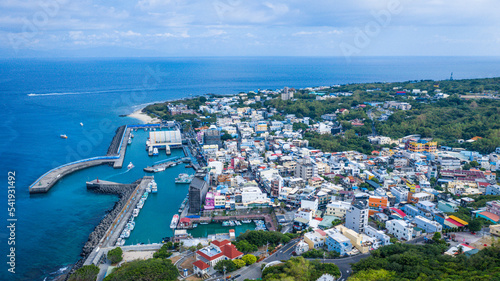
[29,125,128,193]
[106,125,126,156]
[64,178,144,279]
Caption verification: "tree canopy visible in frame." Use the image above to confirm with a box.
[103,258,178,281]
[107,247,123,264]
[68,264,100,281]
[350,243,500,280]
[262,257,340,281]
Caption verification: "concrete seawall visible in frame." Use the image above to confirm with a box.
[29,159,116,193]
[29,125,129,194]
[65,177,153,279]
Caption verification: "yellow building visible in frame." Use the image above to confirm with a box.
[335,225,371,254]
[407,141,437,153]
[490,225,500,236]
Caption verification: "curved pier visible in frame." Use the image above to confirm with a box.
[29,157,118,193]
[29,125,130,194]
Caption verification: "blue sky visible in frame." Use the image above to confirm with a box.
[1,0,499,57]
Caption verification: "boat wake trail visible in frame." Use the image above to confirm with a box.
[27,88,139,97]
[105,168,131,180]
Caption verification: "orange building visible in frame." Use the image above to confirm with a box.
[368,196,388,208]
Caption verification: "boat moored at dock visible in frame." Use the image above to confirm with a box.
[151,180,158,193]
[170,214,179,229]
[175,173,194,184]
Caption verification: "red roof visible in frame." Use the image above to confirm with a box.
[446,218,464,227]
[180,218,191,223]
[193,260,210,270]
[196,249,223,261]
[220,244,243,259]
[212,240,231,247]
[315,229,327,236]
[390,208,407,218]
[479,211,500,222]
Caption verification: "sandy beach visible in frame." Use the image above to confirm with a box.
[128,109,159,124]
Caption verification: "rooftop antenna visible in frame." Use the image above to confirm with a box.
[450,72,453,81]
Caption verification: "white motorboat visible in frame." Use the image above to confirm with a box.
[127,162,134,169]
[170,214,179,229]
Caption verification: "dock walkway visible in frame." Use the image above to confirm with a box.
[83,177,153,266]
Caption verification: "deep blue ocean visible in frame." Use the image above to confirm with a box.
[1,57,500,280]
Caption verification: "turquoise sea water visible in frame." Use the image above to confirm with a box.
[1,57,500,280]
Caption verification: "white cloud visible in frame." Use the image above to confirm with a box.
[1,0,500,56]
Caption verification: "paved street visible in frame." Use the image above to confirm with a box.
[313,254,370,281]
[231,235,427,281]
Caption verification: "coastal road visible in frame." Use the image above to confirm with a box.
[233,239,369,281]
[232,239,299,281]
[310,253,370,281]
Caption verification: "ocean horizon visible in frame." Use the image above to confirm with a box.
[2,56,500,280]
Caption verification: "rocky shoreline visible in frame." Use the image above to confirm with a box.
[62,180,140,280]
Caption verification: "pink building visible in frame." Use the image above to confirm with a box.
[204,192,215,210]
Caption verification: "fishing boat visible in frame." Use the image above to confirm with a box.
[241,219,251,223]
[151,180,158,193]
[132,208,139,217]
[170,214,179,229]
[126,222,135,231]
[130,133,134,138]
[116,238,125,246]
[128,137,132,145]
[153,166,166,172]
[235,220,242,226]
[142,192,149,199]
[136,199,144,209]
[60,134,68,139]
[148,146,153,156]
[127,162,134,169]
[222,221,230,226]
[153,147,159,156]
[175,173,194,184]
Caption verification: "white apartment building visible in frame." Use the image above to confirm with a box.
[364,225,391,249]
[301,198,319,213]
[241,186,268,204]
[304,229,326,249]
[386,219,413,241]
[414,215,442,233]
[325,201,352,219]
[346,201,369,233]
